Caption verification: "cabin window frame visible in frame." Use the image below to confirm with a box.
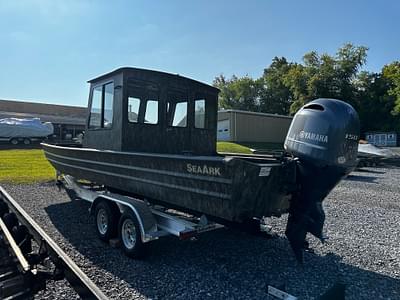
[88,81,114,131]
[192,91,216,131]
[103,82,114,129]
[127,96,141,123]
[166,90,189,128]
[143,99,159,125]
[88,85,102,129]
[126,79,160,126]
[194,98,207,129]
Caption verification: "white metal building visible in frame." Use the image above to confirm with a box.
[217,109,293,144]
[365,131,398,147]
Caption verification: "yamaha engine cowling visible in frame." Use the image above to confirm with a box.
[284,98,359,262]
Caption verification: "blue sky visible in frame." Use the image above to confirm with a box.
[0,0,399,107]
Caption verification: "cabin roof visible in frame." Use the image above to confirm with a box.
[88,67,220,93]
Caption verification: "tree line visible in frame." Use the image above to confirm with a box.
[213,43,400,133]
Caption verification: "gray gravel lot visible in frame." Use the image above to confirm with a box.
[2,166,400,299]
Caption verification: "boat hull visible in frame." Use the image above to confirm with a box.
[42,143,296,223]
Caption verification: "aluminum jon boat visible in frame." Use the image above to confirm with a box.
[42,67,360,261]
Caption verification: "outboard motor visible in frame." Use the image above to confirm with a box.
[284,98,360,262]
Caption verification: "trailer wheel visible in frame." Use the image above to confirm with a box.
[94,201,118,242]
[10,138,18,145]
[23,138,31,145]
[118,211,145,258]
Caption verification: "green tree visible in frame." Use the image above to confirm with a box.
[382,61,400,115]
[214,57,296,114]
[260,57,294,114]
[284,43,368,113]
[281,63,308,113]
[213,74,262,111]
[213,43,400,134]
[354,71,399,133]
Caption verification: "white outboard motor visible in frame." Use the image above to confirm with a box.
[284,98,360,262]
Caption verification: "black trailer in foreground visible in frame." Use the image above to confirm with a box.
[0,186,107,299]
[42,67,360,262]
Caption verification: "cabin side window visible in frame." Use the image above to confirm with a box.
[128,97,140,123]
[88,82,114,129]
[196,93,217,130]
[89,86,103,129]
[172,102,187,127]
[194,99,206,129]
[167,93,188,128]
[144,100,158,124]
[104,83,114,128]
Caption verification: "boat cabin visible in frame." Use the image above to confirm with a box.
[83,68,219,155]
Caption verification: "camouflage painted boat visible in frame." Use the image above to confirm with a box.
[42,67,360,260]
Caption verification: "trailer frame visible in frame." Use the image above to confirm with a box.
[62,175,224,256]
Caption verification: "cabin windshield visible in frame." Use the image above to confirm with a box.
[88,82,114,129]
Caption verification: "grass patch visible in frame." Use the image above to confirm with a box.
[0,149,55,183]
[237,142,284,151]
[217,142,252,154]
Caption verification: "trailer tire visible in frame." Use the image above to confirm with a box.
[94,201,119,242]
[118,211,145,259]
[23,138,31,145]
[10,138,18,145]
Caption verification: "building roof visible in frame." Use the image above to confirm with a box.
[0,99,87,125]
[218,109,293,120]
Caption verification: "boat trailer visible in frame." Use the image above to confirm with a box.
[62,175,347,299]
[62,174,225,257]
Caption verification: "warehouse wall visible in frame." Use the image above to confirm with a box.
[218,110,292,143]
[234,112,292,143]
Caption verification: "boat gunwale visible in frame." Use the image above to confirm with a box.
[45,157,232,200]
[41,143,282,165]
[44,151,233,185]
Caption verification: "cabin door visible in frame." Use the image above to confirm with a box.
[190,94,218,155]
[165,90,191,154]
[124,80,164,153]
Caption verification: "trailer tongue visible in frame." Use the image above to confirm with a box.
[42,67,359,262]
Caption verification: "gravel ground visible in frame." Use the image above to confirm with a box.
[2,166,399,299]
